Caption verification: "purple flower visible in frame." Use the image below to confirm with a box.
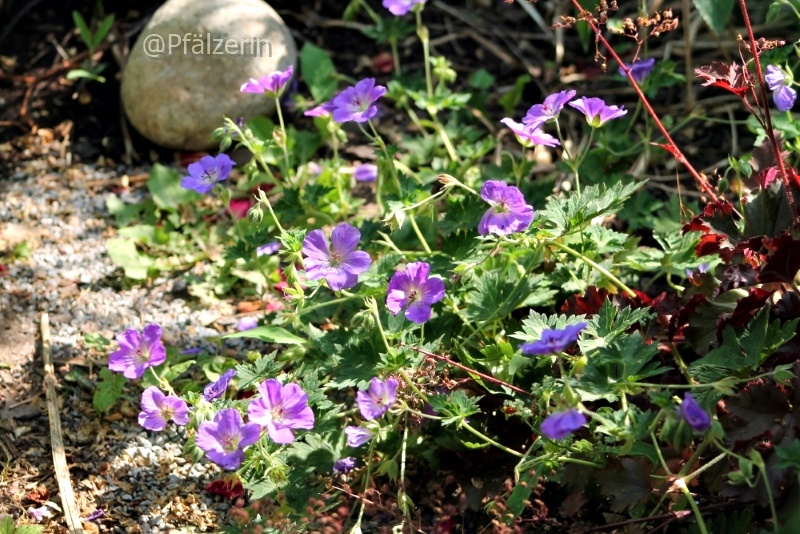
[354,163,378,182]
[203,369,237,402]
[386,262,446,323]
[304,101,336,118]
[520,323,587,355]
[333,456,357,474]
[302,223,372,291]
[236,316,259,331]
[569,97,627,128]
[257,240,281,256]
[500,118,560,148]
[180,154,235,194]
[240,65,294,97]
[541,409,587,440]
[478,180,534,236]
[85,509,105,521]
[306,162,324,177]
[195,408,261,470]
[522,89,576,128]
[345,425,374,447]
[618,57,656,83]
[247,379,315,444]
[357,377,399,420]
[108,324,167,379]
[331,78,387,123]
[678,393,712,432]
[138,386,190,431]
[382,0,426,16]
[685,262,710,277]
[765,65,796,112]
[28,505,52,522]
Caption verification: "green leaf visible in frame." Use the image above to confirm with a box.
[300,42,338,102]
[776,440,800,472]
[689,307,798,386]
[498,74,531,116]
[147,163,200,211]
[224,326,305,345]
[463,267,553,322]
[579,332,667,400]
[93,14,115,49]
[83,332,111,349]
[0,517,14,534]
[535,181,643,237]
[692,0,736,35]
[65,68,106,83]
[506,465,543,520]
[72,11,92,47]
[234,351,282,389]
[106,238,155,280]
[12,526,44,534]
[93,368,127,413]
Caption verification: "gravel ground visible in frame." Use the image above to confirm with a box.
[0,154,247,532]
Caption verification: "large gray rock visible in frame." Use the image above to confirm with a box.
[122,0,295,150]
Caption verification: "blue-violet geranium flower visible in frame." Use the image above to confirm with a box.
[138,386,190,431]
[247,379,315,444]
[240,65,294,97]
[357,377,399,420]
[678,393,712,432]
[478,180,534,237]
[302,223,372,291]
[195,408,261,470]
[180,154,234,194]
[765,65,797,112]
[541,409,587,440]
[569,97,628,128]
[108,323,167,379]
[520,323,587,355]
[331,78,386,123]
[203,369,237,402]
[522,89,576,128]
[386,262,445,323]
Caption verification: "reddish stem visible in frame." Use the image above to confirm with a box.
[405,344,532,396]
[568,0,721,204]
[738,0,797,221]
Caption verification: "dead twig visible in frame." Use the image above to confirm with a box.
[41,312,85,534]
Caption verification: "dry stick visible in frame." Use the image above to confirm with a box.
[41,313,85,534]
[567,0,721,205]
[405,344,532,396]
[738,0,798,222]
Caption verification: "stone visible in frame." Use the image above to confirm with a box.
[121,0,295,150]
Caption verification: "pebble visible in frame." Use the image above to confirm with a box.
[121,0,296,149]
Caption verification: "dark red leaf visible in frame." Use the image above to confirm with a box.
[695,61,750,97]
[758,233,800,284]
[205,478,244,500]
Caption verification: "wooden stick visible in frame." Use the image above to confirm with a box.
[41,313,85,534]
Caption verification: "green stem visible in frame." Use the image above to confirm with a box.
[398,417,410,518]
[408,213,432,253]
[274,97,291,176]
[677,479,709,534]
[148,367,174,395]
[460,421,525,458]
[390,37,401,76]
[548,240,636,298]
[367,298,392,353]
[416,10,433,99]
[351,439,376,533]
